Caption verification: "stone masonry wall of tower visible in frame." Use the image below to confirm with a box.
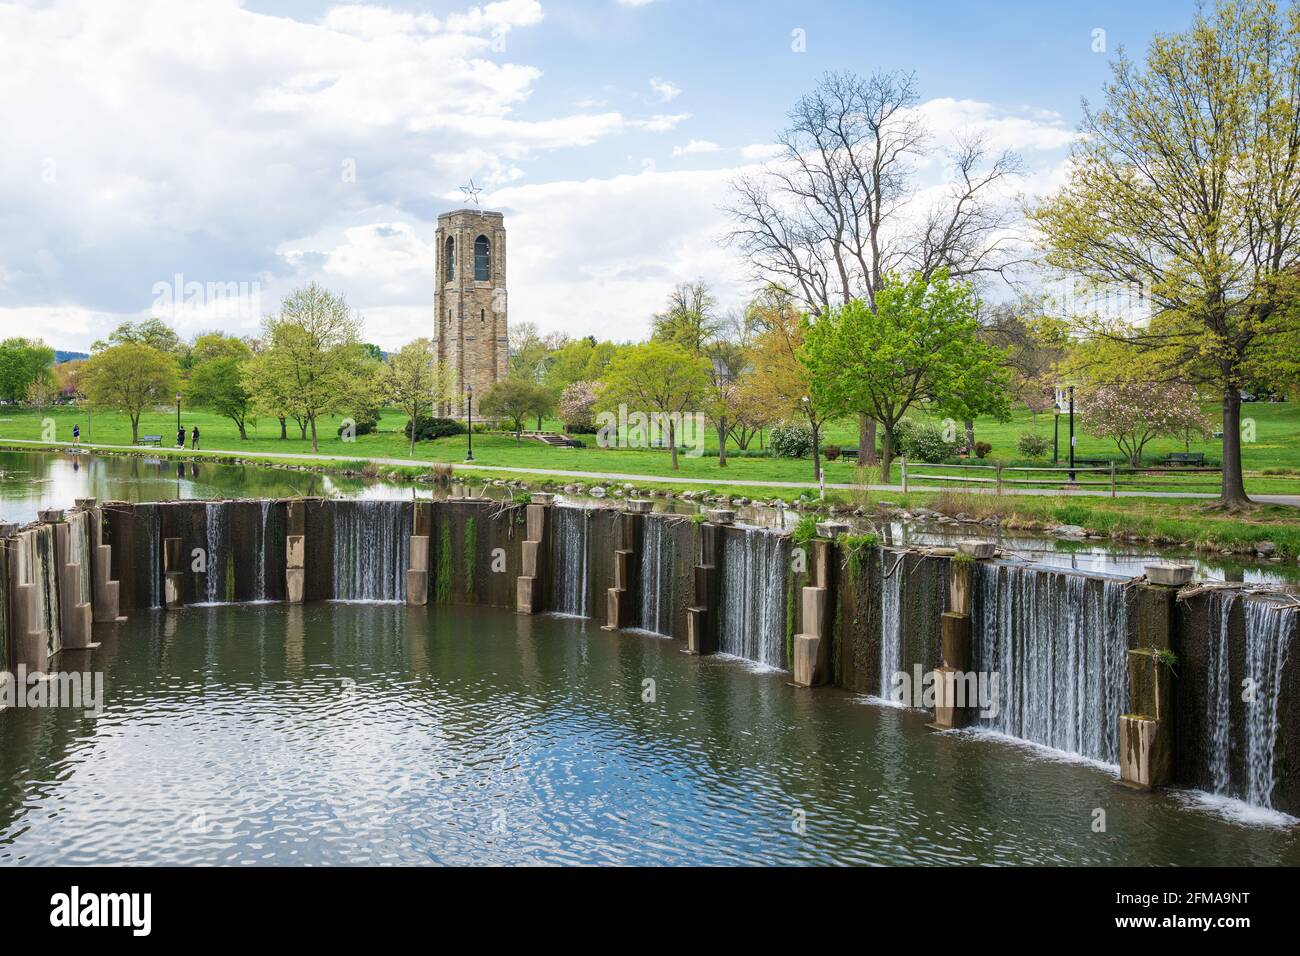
[433,208,508,417]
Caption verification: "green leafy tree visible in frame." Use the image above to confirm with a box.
[187,333,254,439]
[93,317,185,356]
[542,337,619,394]
[384,338,454,456]
[597,341,711,470]
[1030,0,1300,508]
[480,378,553,442]
[81,343,178,443]
[0,338,55,403]
[803,271,1010,480]
[244,283,371,452]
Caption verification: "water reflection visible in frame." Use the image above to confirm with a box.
[1,604,1295,865]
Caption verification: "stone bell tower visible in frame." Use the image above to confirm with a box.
[433,208,508,417]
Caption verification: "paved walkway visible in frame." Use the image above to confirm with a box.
[6,438,1299,506]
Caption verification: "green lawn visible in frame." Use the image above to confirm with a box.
[1,402,1299,496]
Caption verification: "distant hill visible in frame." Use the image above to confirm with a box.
[55,350,89,363]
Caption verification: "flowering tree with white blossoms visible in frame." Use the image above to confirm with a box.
[1080,381,1214,468]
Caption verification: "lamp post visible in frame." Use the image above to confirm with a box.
[1052,402,1060,464]
[465,384,475,462]
[1067,385,1076,483]
[175,392,182,447]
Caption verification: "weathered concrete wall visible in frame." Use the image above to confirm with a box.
[431,499,525,608]
[831,542,881,694]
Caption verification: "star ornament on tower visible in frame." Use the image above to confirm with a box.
[459,179,483,206]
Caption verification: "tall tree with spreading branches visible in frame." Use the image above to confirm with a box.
[726,69,1023,467]
[1031,0,1300,508]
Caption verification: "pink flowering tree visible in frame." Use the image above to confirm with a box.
[558,380,598,433]
[1080,381,1214,467]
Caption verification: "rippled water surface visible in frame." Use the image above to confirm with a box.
[2,604,1297,865]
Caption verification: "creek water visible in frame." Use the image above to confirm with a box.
[1,603,1296,865]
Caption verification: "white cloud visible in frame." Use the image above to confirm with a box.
[913,98,1077,154]
[484,166,753,343]
[0,1,1080,352]
[672,139,721,158]
[629,113,692,132]
[649,77,681,102]
[740,143,783,161]
[616,0,657,7]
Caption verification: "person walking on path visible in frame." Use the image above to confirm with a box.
[191,425,201,450]
[177,425,186,448]
[72,423,80,446]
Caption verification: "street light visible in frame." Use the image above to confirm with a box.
[1067,385,1076,483]
[1052,402,1061,464]
[176,392,182,447]
[465,384,475,462]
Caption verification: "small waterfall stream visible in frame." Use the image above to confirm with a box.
[718,527,788,669]
[1242,601,1294,808]
[256,500,272,601]
[331,500,410,602]
[142,503,162,609]
[1206,594,1235,795]
[550,506,591,617]
[203,501,229,604]
[1203,594,1297,809]
[636,516,673,635]
[973,563,1130,764]
[879,549,904,697]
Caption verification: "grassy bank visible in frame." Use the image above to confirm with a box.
[4,404,1300,493]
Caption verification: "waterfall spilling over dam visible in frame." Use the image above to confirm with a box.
[879,548,905,697]
[1194,591,1298,811]
[717,527,789,669]
[1242,601,1295,809]
[4,493,1299,817]
[331,500,411,602]
[636,514,675,636]
[255,500,274,601]
[549,505,591,617]
[203,501,230,604]
[972,563,1131,764]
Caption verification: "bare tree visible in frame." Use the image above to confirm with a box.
[725,70,1024,465]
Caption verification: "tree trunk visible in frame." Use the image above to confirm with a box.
[810,420,821,481]
[130,414,140,444]
[279,416,287,440]
[536,413,543,431]
[669,420,679,470]
[409,420,416,459]
[1220,388,1252,507]
[880,427,894,483]
[717,416,727,467]
[237,419,248,441]
[309,413,319,453]
[858,413,878,467]
[964,419,975,455]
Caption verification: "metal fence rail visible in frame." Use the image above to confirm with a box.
[896,457,1237,497]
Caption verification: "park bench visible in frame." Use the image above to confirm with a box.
[1163,451,1205,466]
[136,435,162,447]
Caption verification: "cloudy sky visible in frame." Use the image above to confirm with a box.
[0,0,1200,352]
